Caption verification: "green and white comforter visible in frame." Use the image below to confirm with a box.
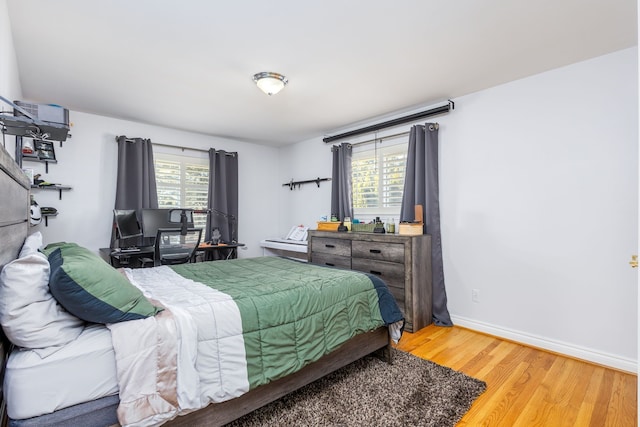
[108,257,404,427]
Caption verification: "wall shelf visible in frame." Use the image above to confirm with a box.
[282,177,331,190]
[0,96,70,143]
[23,157,58,173]
[31,184,72,200]
[1,96,72,229]
[42,212,58,227]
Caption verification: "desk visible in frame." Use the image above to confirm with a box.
[197,242,245,261]
[99,247,154,268]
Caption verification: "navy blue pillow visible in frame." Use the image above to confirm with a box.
[44,243,162,323]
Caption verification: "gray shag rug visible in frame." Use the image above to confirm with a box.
[226,349,486,427]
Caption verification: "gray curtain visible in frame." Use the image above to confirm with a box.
[400,124,452,326]
[206,149,238,244]
[113,136,158,246]
[330,143,353,221]
[114,136,158,210]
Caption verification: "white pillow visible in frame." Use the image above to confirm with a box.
[0,251,84,350]
[18,231,43,258]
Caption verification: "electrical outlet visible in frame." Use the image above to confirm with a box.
[472,289,480,303]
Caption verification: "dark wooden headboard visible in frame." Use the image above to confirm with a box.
[0,144,29,270]
[0,143,29,426]
[0,147,30,269]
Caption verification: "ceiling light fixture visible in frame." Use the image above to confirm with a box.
[252,72,288,96]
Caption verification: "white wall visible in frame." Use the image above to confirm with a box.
[279,47,639,371]
[443,48,637,371]
[0,0,21,102]
[276,136,333,235]
[0,0,21,161]
[24,111,282,258]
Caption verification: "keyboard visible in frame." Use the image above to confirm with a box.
[120,247,141,253]
[264,238,308,246]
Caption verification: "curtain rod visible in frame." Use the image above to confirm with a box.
[349,130,410,147]
[115,136,236,156]
[154,141,209,153]
[323,100,453,144]
[351,123,440,147]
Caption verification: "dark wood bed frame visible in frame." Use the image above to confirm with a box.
[0,143,392,427]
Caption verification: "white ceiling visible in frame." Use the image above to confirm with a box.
[6,0,637,147]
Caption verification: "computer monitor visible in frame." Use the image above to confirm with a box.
[169,208,194,235]
[141,208,194,244]
[113,209,143,247]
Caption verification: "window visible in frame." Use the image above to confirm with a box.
[154,152,209,229]
[352,139,407,217]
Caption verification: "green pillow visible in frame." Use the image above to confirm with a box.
[43,243,162,323]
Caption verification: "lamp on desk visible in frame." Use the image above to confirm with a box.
[195,208,237,244]
[169,208,192,236]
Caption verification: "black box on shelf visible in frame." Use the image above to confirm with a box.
[34,140,56,161]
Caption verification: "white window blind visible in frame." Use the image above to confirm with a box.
[154,153,209,229]
[352,139,408,217]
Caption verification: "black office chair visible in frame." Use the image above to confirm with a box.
[154,227,202,266]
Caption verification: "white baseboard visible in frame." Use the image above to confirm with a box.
[450,315,637,374]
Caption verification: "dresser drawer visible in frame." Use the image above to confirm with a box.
[352,260,406,316]
[311,237,351,257]
[352,241,404,263]
[352,257,405,283]
[379,276,405,294]
[311,252,352,269]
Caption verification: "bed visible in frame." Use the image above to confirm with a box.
[0,144,404,427]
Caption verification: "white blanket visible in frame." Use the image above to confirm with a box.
[107,266,250,427]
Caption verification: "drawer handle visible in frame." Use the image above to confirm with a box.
[369,249,382,254]
[325,244,335,248]
[370,270,382,276]
[325,262,335,267]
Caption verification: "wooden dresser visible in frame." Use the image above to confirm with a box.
[307,230,432,332]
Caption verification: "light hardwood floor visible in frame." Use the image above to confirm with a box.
[394,325,637,426]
